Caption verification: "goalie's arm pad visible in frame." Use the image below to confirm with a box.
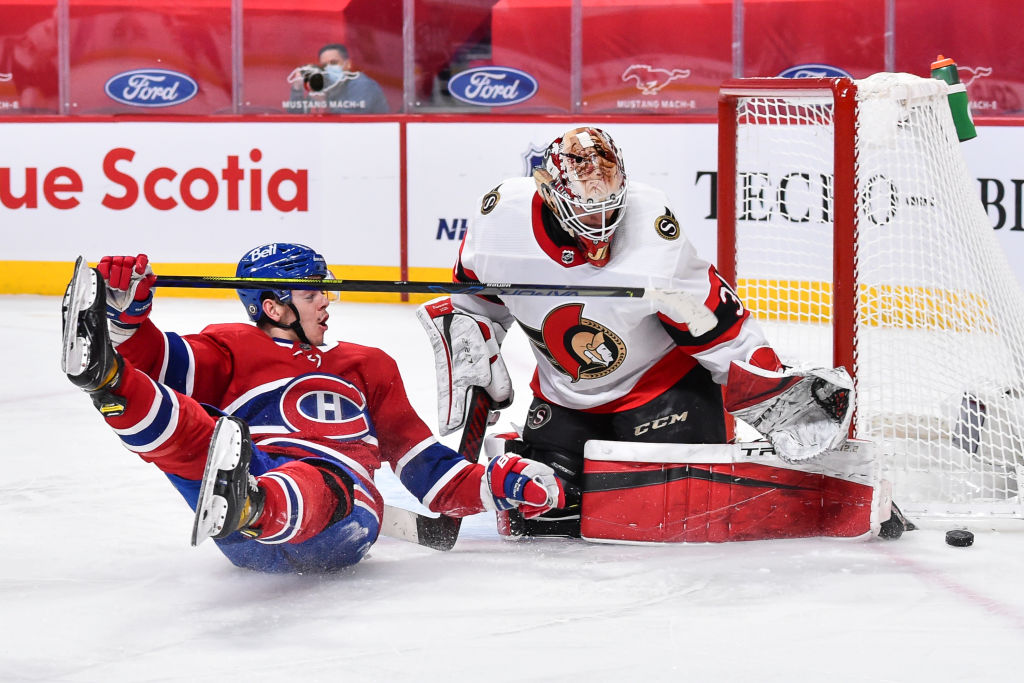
[416,296,513,436]
[724,350,854,463]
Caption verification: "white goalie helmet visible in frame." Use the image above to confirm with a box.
[533,126,627,267]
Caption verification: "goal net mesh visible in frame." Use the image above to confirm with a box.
[723,73,1024,517]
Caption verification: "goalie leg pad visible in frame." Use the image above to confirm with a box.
[580,440,882,543]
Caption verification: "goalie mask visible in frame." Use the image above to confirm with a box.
[236,242,330,323]
[533,127,627,267]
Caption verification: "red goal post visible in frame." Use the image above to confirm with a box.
[718,78,859,381]
[716,74,1024,517]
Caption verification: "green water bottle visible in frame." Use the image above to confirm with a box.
[930,55,977,142]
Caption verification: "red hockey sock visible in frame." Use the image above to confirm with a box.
[253,460,353,544]
[103,361,215,480]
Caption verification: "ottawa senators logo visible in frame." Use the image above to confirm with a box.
[521,303,626,382]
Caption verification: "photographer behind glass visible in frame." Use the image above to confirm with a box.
[286,43,389,114]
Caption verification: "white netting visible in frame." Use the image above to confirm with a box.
[726,73,1024,517]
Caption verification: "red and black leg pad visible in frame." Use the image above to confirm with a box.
[580,441,881,543]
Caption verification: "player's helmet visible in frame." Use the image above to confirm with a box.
[533,127,627,267]
[236,243,328,322]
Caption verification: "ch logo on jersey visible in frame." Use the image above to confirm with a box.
[522,303,626,382]
[279,374,370,440]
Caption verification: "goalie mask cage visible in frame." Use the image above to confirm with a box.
[717,73,1024,518]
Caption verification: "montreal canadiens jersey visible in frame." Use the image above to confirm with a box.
[118,320,484,515]
[452,177,773,412]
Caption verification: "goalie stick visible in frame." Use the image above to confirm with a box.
[154,274,644,299]
[378,388,493,551]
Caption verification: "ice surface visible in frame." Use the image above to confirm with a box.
[3,295,1023,682]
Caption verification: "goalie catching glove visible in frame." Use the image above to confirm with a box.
[97,254,156,345]
[482,454,565,518]
[417,297,513,436]
[725,351,854,463]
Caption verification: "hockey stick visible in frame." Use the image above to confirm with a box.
[379,388,493,551]
[154,275,643,299]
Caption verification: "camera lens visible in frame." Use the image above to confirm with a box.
[306,71,324,92]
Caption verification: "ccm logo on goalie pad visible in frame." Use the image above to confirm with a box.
[633,411,688,436]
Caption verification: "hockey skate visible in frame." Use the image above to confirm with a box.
[191,416,266,546]
[62,256,125,415]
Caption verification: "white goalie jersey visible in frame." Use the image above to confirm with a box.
[451,177,775,412]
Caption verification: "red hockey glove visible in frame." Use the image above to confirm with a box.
[97,254,156,328]
[482,454,565,519]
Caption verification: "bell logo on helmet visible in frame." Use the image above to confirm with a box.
[247,244,278,262]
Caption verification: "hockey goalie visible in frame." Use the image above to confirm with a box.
[418,125,908,544]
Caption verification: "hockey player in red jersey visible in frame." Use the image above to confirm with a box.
[419,126,910,540]
[61,244,564,572]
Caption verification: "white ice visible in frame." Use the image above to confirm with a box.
[4,294,1024,683]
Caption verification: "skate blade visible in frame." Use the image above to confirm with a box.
[190,417,244,546]
[61,257,98,375]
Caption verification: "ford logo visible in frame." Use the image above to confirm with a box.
[448,66,538,106]
[778,64,853,79]
[104,69,198,107]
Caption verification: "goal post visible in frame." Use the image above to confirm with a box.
[717,73,1024,518]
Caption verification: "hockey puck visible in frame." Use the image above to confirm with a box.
[945,529,974,547]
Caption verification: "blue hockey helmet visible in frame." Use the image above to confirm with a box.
[236,243,329,322]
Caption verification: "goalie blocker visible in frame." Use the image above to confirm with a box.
[488,436,891,543]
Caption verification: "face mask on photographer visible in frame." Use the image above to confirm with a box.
[322,64,346,89]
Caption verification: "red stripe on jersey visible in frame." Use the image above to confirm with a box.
[656,265,749,353]
[529,347,699,413]
[530,193,587,268]
[453,235,480,284]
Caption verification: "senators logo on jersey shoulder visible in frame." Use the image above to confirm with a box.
[521,303,626,382]
[654,208,680,240]
[480,186,502,215]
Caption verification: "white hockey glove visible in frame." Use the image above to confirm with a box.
[97,254,156,346]
[481,453,565,518]
[416,297,513,436]
[643,287,718,336]
[725,360,854,463]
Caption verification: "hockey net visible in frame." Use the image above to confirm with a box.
[717,73,1024,518]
